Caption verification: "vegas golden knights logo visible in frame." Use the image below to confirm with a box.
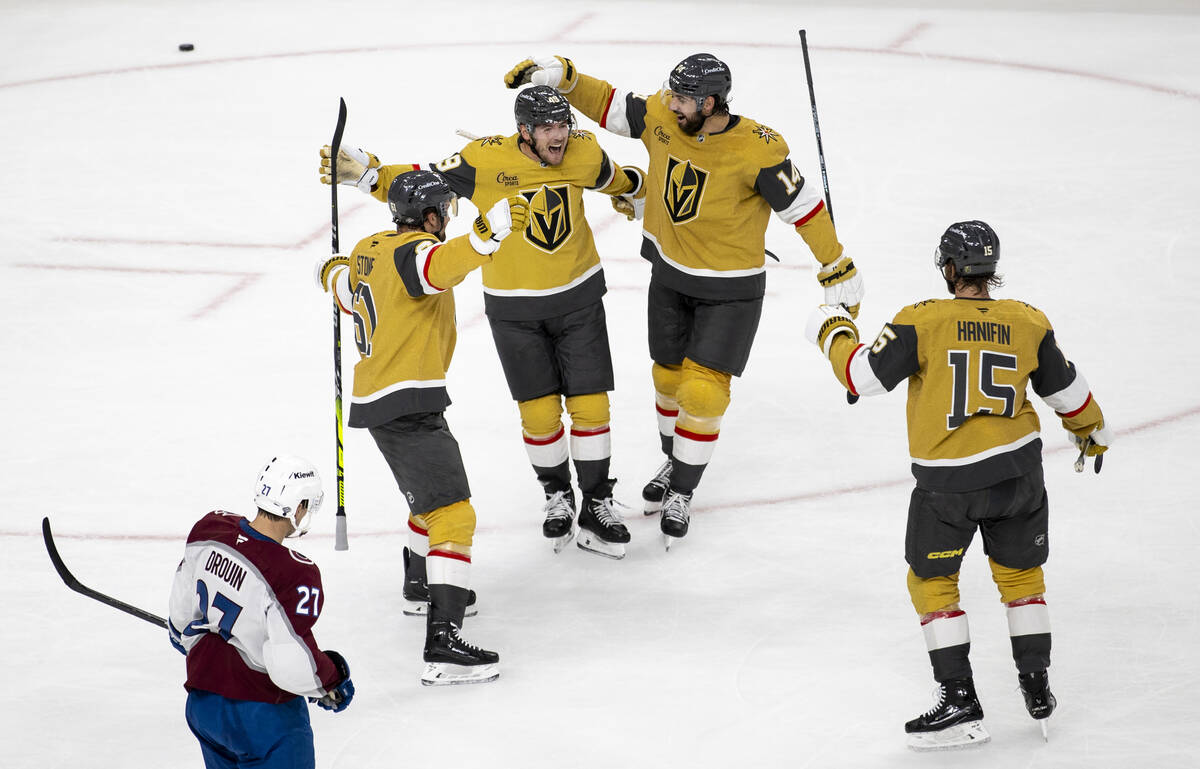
[663,156,708,224]
[521,184,573,252]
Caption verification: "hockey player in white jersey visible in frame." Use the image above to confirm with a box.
[168,455,354,769]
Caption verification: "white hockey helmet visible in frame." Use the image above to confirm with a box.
[253,455,324,537]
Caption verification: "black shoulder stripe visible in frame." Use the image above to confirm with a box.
[589,150,615,189]
[393,241,427,298]
[1030,329,1076,397]
[625,93,647,139]
[868,323,920,391]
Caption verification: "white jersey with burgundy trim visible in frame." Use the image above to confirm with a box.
[168,511,340,704]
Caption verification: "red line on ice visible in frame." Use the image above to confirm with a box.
[3,40,1197,104]
[9,407,1198,543]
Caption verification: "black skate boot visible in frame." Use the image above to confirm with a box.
[422,583,498,686]
[402,547,477,617]
[642,458,672,514]
[577,479,630,560]
[421,619,500,686]
[905,677,990,751]
[1018,671,1056,719]
[1019,670,1056,741]
[542,487,576,553]
[659,489,692,551]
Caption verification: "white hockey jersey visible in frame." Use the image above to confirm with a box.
[168,511,339,703]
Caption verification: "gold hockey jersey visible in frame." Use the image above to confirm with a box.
[566,73,844,300]
[372,132,636,321]
[346,229,489,428]
[827,297,1106,492]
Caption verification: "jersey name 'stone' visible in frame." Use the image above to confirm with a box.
[374,131,629,320]
[567,75,838,300]
[346,230,462,427]
[168,512,338,704]
[845,298,1094,491]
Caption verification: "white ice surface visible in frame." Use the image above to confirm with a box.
[3,1,1199,767]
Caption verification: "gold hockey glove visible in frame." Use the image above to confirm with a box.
[1070,422,1112,463]
[610,166,647,221]
[469,195,529,255]
[503,55,578,93]
[817,255,864,318]
[314,255,352,313]
[804,304,859,359]
[319,145,381,192]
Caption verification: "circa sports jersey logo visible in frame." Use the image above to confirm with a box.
[521,184,573,252]
[653,125,671,145]
[663,156,709,224]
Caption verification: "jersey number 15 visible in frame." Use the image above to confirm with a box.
[946,349,1018,429]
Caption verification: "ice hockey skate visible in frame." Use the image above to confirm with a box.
[576,480,630,560]
[421,619,500,686]
[542,488,576,553]
[402,548,477,617]
[905,677,990,751]
[1019,670,1057,741]
[659,489,692,551]
[642,459,672,514]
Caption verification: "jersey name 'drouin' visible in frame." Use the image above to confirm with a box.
[203,550,247,591]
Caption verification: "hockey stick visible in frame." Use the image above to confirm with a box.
[331,99,349,551]
[1073,437,1105,474]
[41,517,168,629]
[800,30,858,405]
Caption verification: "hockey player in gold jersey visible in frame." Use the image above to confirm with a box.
[504,53,866,548]
[805,221,1112,749]
[316,170,529,686]
[320,87,646,561]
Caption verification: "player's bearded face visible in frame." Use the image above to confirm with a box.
[668,93,706,135]
[528,122,570,165]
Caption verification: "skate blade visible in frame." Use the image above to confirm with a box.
[663,532,684,552]
[643,499,663,515]
[906,720,990,751]
[576,529,626,560]
[1040,718,1049,742]
[402,601,477,618]
[549,526,576,554]
[420,662,499,686]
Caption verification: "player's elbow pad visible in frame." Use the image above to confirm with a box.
[263,641,324,698]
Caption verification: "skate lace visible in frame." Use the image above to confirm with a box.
[543,490,573,521]
[450,625,485,654]
[661,491,691,523]
[651,459,673,487]
[922,684,947,717]
[591,496,629,526]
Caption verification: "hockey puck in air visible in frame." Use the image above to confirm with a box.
[179,43,194,52]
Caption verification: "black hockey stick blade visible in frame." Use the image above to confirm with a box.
[330,97,347,254]
[42,517,168,629]
[1095,452,1104,474]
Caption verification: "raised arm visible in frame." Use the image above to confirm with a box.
[504,55,650,140]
